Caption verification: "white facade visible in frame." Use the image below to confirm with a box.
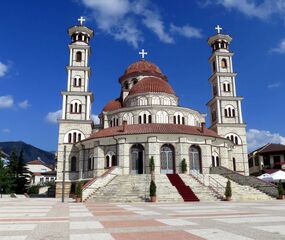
[56,22,249,197]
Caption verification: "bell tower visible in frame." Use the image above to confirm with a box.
[207,25,249,175]
[56,17,94,197]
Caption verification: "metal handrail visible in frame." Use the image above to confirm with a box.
[208,175,225,196]
[190,170,205,185]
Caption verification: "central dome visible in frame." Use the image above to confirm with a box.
[129,77,175,96]
[124,60,162,75]
[120,60,166,82]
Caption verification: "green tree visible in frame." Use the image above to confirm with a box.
[6,150,17,193]
[181,159,187,173]
[0,154,14,194]
[15,150,29,194]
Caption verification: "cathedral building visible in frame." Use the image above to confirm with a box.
[55,19,249,197]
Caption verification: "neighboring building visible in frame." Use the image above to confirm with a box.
[249,143,285,175]
[56,19,248,197]
[0,150,9,167]
[26,159,56,185]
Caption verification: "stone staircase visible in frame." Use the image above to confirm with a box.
[211,166,279,198]
[87,174,183,203]
[179,174,221,201]
[206,174,274,201]
[167,174,199,202]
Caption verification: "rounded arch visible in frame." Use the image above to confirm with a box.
[75,51,82,62]
[123,112,134,125]
[138,97,147,106]
[163,98,170,105]
[110,115,119,127]
[225,133,242,145]
[64,130,85,143]
[224,105,235,118]
[188,114,195,126]
[152,96,160,105]
[138,110,151,124]
[221,58,228,68]
[73,75,82,87]
[130,144,144,174]
[156,111,169,123]
[212,152,220,167]
[223,81,231,92]
[70,99,82,114]
[174,112,185,125]
[189,145,202,173]
[160,144,175,174]
[105,151,116,168]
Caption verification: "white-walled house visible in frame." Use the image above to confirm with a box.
[26,159,56,185]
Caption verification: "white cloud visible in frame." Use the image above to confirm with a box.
[0,95,14,109]
[92,114,100,124]
[247,128,285,152]
[0,62,8,77]
[267,82,281,89]
[45,110,62,124]
[2,128,10,133]
[170,23,202,39]
[203,0,285,20]
[18,100,30,109]
[81,0,199,47]
[270,39,285,54]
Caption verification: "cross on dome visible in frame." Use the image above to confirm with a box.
[139,49,148,59]
[78,16,86,26]
[215,25,222,34]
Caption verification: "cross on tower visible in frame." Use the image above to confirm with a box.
[78,16,86,26]
[215,25,222,34]
[139,49,148,59]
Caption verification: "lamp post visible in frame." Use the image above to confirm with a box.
[61,146,66,203]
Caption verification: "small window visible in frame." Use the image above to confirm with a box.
[70,104,73,113]
[212,61,216,72]
[78,78,81,87]
[71,156,76,171]
[79,104,82,113]
[76,51,82,62]
[148,115,152,123]
[68,133,72,143]
[138,116,142,124]
[221,58,227,68]
[73,132,77,143]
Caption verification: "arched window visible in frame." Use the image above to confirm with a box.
[70,104,73,113]
[138,97,147,106]
[152,97,160,105]
[78,78,81,87]
[226,133,241,145]
[78,104,82,113]
[160,144,175,174]
[74,103,78,113]
[221,58,228,68]
[225,105,235,118]
[156,111,169,123]
[138,111,151,124]
[123,112,134,125]
[64,130,85,143]
[130,144,144,174]
[71,156,77,171]
[174,112,184,125]
[76,51,82,62]
[223,82,231,92]
[189,145,202,173]
[212,152,220,167]
[105,152,116,169]
[188,114,195,126]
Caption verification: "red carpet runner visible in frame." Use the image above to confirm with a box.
[166,174,199,202]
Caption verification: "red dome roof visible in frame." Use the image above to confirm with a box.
[129,77,175,96]
[119,60,166,82]
[124,60,162,75]
[103,99,122,112]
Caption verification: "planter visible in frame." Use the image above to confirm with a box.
[150,196,157,202]
[75,197,82,203]
[278,195,285,200]
[225,196,231,201]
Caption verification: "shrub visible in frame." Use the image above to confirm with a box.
[149,180,156,197]
[75,182,83,198]
[27,185,40,194]
[225,180,232,198]
[278,180,284,196]
[181,159,187,173]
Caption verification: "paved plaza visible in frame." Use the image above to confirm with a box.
[0,198,285,239]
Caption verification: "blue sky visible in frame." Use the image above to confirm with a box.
[0,0,285,152]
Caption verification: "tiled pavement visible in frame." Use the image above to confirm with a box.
[1,198,285,239]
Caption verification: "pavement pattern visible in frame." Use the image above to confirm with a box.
[0,198,285,239]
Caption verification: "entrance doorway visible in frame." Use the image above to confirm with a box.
[130,144,144,174]
[189,145,202,174]
[160,144,175,174]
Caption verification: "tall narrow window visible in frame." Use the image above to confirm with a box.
[78,133,81,141]
[182,117,185,125]
[212,61,216,72]
[148,115,152,123]
[78,78,81,87]
[71,157,76,171]
[143,114,147,124]
[79,104,82,113]
[76,51,82,62]
[221,58,227,68]
[73,132,77,143]
[233,158,236,171]
[70,104,73,113]
[68,133,72,143]
[74,78,77,86]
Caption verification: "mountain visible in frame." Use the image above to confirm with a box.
[0,141,55,165]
